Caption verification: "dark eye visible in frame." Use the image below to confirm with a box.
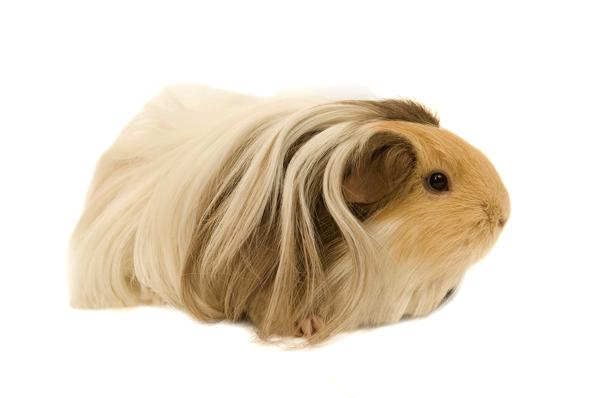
[426,172,449,192]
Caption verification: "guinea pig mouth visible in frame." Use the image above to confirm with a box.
[488,214,507,230]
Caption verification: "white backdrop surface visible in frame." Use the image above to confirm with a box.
[0,1,598,397]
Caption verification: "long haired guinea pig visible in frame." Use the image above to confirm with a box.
[69,84,510,344]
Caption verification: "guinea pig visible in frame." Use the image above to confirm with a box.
[69,84,510,344]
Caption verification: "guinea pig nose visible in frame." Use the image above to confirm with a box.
[498,217,507,228]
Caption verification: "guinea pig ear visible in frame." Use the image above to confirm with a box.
[343,133,416,205]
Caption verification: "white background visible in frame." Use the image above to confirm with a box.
[1,1,598,397]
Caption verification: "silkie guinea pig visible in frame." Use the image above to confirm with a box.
[70,84,510,344]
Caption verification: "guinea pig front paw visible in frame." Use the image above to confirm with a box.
[295,317,324,337]
[439,287,457,306]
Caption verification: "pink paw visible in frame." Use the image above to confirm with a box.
[295,317,324,337]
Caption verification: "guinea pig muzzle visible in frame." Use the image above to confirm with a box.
[483,202,508,230]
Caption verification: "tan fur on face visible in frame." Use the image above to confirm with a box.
[69,85,509,344]
[349,121,510,327]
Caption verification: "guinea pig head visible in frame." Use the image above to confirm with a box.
[342,118,510,322]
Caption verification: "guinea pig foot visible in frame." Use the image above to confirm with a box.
[440,287,456,306]
[295,317,324,337]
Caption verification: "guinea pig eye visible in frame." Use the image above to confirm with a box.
[425,172,449,193]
